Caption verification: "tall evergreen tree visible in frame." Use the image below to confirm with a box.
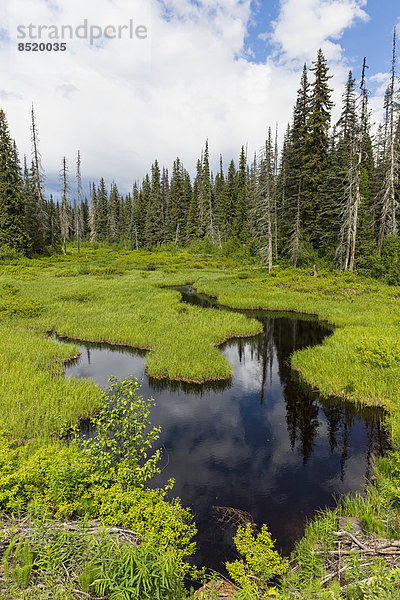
[254,130,275,271]
[278,65,310,264]
[233,145,248,240]
[378,28,399,254]
[0,110,28,253]
[109,182,120,243]
[89,182,97,242]
[145,160,164,246]
[75,150,83,253]
[302,49,334,247]
[168,158,187,245]
[95,178,109,240]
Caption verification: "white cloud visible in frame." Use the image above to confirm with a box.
[0,0,372,196]
[269,0,369,64]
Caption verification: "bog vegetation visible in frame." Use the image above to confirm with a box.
[0,34,400,600]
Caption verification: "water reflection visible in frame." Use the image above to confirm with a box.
[63,288,387,570]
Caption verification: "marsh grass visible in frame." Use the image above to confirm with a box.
[0,250,261,439]
[1,251,400,442]
[0,322,101,440]
[194,269,400,441]
[2,249,400,598]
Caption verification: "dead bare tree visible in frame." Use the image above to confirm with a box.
[349,57,368,271]
[75,150,83,254]
[378,28,398,256]
[31,105,47,249]
[60,157,70,255]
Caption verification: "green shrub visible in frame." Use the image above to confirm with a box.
[79,377,164,488]
[0,246,23,262]
[226,524,288,598]
[0,378,196,570]
[0,285,44,317]
[0,295,44,317]
[354,340,400,368]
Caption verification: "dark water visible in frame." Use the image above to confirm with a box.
[64,286,387,570]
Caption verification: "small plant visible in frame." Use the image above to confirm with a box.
[2,535,34,590]
[354,339,400,368]
[0,284,44,317]
[79,377,165,488]
[226,524,288,599]
[89,536,187,600]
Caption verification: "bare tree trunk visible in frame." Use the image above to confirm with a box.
[343,159,354,271]
[349,57,368,271]
[267,191,273,273]
[60,157,70,255]
[31,105,47,248]
[76,150,82,254]
[378,29,397,255]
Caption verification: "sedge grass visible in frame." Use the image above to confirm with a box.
[1,251,400,444]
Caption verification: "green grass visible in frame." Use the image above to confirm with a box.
[2,248,400,598]
[1,250,400,444]
[0,322,101,440]
[0,249,261,439]
[193,268,400,428]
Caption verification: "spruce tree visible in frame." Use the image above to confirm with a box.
[109,182,120,243]
[233,145,248,240]
[278,65,310,264]
[31,105,47,251]
[254,130,275,271]
[145,160,164,246]
[75,150,83,253]
[22,158,40,254]
[129,182,141,248]
[378,29,399,254]
[0,110,28,253]
[168,158,188,245]
[302,49,333,248]
[95,178,109,240]
[201,141,215,241]
[89,183,97,242]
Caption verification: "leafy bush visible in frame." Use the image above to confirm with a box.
[226,524,288,599]
[0,246,23,262]
[79,377,165,488]
[0,295,44,317]
[0,378,196,569]
[369,235,400,285]
[0,285,44,317]
[354,340,400,368]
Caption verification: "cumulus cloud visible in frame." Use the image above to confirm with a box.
[0,0,372,196]
[269,0,369,64]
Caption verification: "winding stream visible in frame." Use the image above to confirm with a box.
[63,286,387,570]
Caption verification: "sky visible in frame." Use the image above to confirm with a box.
[1,0,400,198]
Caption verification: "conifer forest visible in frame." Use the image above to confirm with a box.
[1,45,399,280]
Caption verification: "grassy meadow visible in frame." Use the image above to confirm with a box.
[1,246,400,598]
[1,247,400,441]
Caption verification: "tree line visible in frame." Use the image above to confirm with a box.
[0,40,399,274]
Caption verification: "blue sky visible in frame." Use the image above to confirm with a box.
[1,0,399,198]
[246,1,399,79]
